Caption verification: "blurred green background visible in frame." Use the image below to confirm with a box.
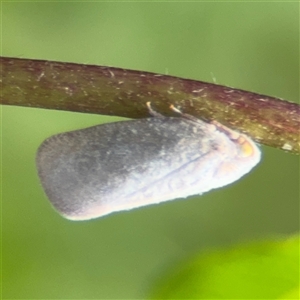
[2,1,299,299]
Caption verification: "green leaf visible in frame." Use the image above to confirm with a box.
[150,236,299,299]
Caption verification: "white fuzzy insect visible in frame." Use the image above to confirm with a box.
[36,103,261,220]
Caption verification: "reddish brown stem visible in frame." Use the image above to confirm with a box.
[1,57,299,154]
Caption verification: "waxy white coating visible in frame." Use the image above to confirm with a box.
[36,103,261,220]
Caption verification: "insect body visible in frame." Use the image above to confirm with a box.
[36,103,260,220]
